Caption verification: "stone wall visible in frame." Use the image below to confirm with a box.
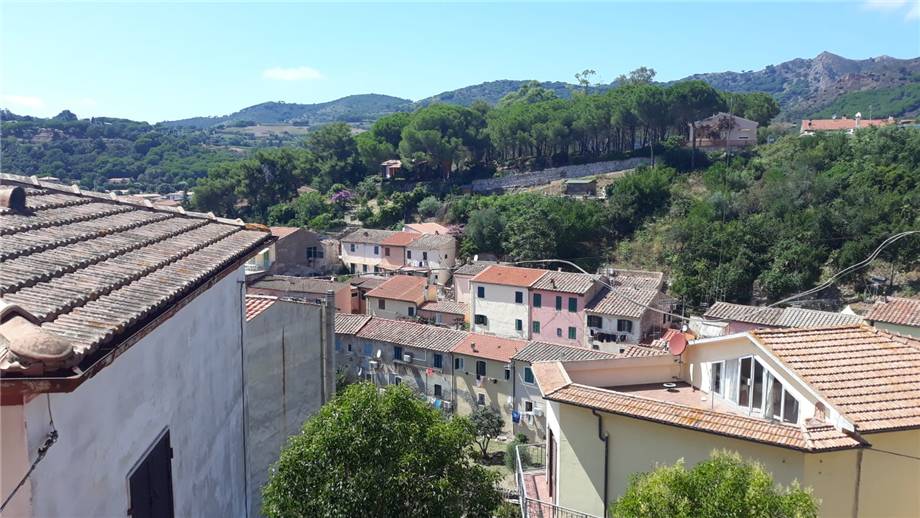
[471,157,650,193]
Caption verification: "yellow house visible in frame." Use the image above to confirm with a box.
[529,325,920,518]
[450,334,528,434]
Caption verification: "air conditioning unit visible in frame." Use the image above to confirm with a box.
[369,360,379,369]
[442,401,453,412]
[532,408,544,417]
[402,353,413,363]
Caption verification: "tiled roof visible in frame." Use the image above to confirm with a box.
[704,302,863,328]
[356,317,466,352]
[531,271,600,294]
[752,325,920,433]
[348,276,387,290]
[605,268,665,290]
[245,295,277,321]
[335,313,371,335]
[407,233,455,249]
[513,341,618,363]
[471,265,547,287]
[866,297,920,327]
[451,333,528,363]
[269,226,300,239]
[404,222,450,235]
[365,275,427,303]
[250,275,348,294]
[0,174,272,376]
[420,300,468,315]
[341,228,396,245]
[542,382,862,452]
[586,287,659,319]
[380,231,420,247]
[800,118,893,132]
[615,343,670,358]
[454,261,496,277]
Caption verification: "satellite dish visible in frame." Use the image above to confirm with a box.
[668,332,688,356]
[375,349,382,359]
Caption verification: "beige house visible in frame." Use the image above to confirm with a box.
[529,325,920,518]
[865,296,920,338]
[365,275,435,320]
[452,261,495,308]
[692,112,758,149]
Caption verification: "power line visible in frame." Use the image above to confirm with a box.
[1,395,58,513]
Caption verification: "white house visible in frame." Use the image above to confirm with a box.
[339,228,397,274]
[403,233,456,285]
[0,176,273,518]
[469,265,547,339]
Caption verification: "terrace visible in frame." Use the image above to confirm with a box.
[515,443,600,518]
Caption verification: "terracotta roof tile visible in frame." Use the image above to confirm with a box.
[586,287,659,319]
[406,233,454,249]
[800,118,893,132]
[250,275,348,294]
[380,231,420,247]
[356,317,466,352]
[420,300,468,315]
[704,302,862,328]
[603,268,664,290]
[470,265,547,287]
[513,341,618,363]
[531,362,570,394]
[245,295,277,321]
[866,297,920,327]
[752,325,920,433]
[454,261,496,277]
[341,228,396,245]
[451,333,528,363]
[269,226,300,239]
[531,271,600,294]
[335,313,371,335]
[366,275,427,303]
[404,222,450,235]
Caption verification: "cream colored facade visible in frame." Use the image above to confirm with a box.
[405,238,456,286]
[366,296,418,320]
[870,321,920,338]
[512,360,547,442]
[452,354,516,434]
[470,282,530,339]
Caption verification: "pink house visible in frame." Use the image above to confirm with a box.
[528,271,604,347]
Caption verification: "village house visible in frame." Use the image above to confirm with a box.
[692,112,758,149]
[403,222,451,235]
[379,231,417,273]
[365,275,435,320]
[470,265,548,339]
[340,228,456,284]
[418,299,468,327]
[242,294,334,517]
[340,228,397,274]
[402,232,457,285]
[244,226,339,276]
[450,334,529,434]
[247,274,357,313]
[865,296,920,338]
[585,269,672,347]
[0,176,273,517]
[452,260,496,307]
[526,325,920,518]
[530,271,605,347]
[348,275,387,314]
[800,114,895,135]
[698,301,864,337]
[380,159,402,180]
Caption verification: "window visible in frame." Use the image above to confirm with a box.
[477,393,486,406]
[783,391,799,424]
[373,266,380,273]
[587,315,602,328]
[393,346,403,360]
[568,297,577,312]
[477,286,485,298]
[712,362,723,395]
[504,367,511,380]
[423,251,428,261]
[532,321,541,334]
[476,360,487,378]
[435,313,443,324]
[407,250,412,259]
[306,247,316,259]
[525,401,534,412]
[533,293,542,307]
[567,327,577,340]
[317,249,324,259]
[363,343,373,355]
[408,306,415,317]
[474,314,487,326]
[515,291,524,304]
[523,367,535,384]
[616,319,633,333]
[350,243,356,252]
[362,264,368,273]
[738,357,752,407]
[752,360,765,412]
[129,432,174,518]
[556,328,562,337]
[515,319,523,331]
[373,245,379,255]
[770,377,783,420]
[385,247,391,256]
[394,376,402,385]
[347,343,352,352]
[454,357,464,370]
[434,384,443,398]
[335,342,341,352]
[555,296,562,311]
[378,298,386,310]
[433,353,443,369]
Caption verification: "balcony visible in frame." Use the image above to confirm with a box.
[515,444,600,518]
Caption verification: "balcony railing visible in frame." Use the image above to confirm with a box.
[515,444,601,518]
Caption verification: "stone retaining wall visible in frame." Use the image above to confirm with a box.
[471,157,650,193]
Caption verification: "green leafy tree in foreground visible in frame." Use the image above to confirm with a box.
[262,383,502,518]
[470,405,504,460]
[610,450,818,518]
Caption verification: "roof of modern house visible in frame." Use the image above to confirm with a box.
[696,112,758,125]
[404,222,450,235]
[704,302,864,328]
[380,231,420,247]
[534,362,862,453]
[865,297,920,327]
[420,300,468,315]
[341,228,396,245]
[751,325,920,433]
[0,174,272,379]
[355,317,466,352]
[269,226,301,239]
[531,271,600,294]
[451,334,528,363]
[245,295,277,321]
[407,233,455,249]
[365,275,427,303]
[470,265,547,287]
[454,261,496,277]
[334,313,372,335]
[800,118,893,132]
[586,287,659,319]
[250,275,349,294]
[604,268,665,290]
[513,341,619,363]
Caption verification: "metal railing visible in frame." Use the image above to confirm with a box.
[515,444,601,518]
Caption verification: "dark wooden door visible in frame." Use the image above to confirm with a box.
[128,432,174,518]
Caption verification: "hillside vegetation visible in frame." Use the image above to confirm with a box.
[809,83,920,119]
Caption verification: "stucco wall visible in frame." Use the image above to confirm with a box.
[243,299,325,517]
[470,282,530,339]
[338,337,454,404]
[872,321,920,338]
[453,355,515,434]
[367,297,417,320]
[1,404,31,516]
[405,241,456,285]
[454,274,473,307]
[19,270,247,518]
[513,360,547,442]
[530,290,586,346]
[857,430,920,517]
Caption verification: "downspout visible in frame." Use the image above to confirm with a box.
[591,409,610,517]
[852,449,863,518]
[237,279,250,517]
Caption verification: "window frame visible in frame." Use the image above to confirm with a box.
[393,346,404,361]
[515,291,524,304]
[477,286,485,299]
[454,357,464,371]
[568,297,577,312]
[533,293,542,307]
[587,315,603,328]
[515,319,523,331]
[476,360,487,378]
[523,367,535,385]
[555,296,562,311]
[532,321,541,334]
[567,327,577,340]
[433,353,443,369]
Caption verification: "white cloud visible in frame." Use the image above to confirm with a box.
[262,66,325,81]
[908,2,920,19]
[863,0,918,20]
[2,94,46,111]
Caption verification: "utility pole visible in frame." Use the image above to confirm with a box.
[321,289,336,403]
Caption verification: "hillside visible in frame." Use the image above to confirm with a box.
[414,79,606,106]
[808,83,920,119]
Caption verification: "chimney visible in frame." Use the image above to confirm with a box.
[0,186,26,211]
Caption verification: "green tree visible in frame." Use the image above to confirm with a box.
[417,195,443,219]
[469,406,504,460]
[262,384,502,518]
[502,206,559,261]
[498,81,559,107]
[306,122,363,188]
[668,80,726,166]
[610,450,818,518]
[465,207,505,255]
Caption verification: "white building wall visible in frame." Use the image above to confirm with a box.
[586,313,641,343]
[512,360,547,442]
[341,241,383,272]
[366,297,417,320]
[19,270,247,518]
[405,242,456,285]
[470,282,530,339]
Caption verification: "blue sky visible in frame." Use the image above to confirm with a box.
[2,1,918,123]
